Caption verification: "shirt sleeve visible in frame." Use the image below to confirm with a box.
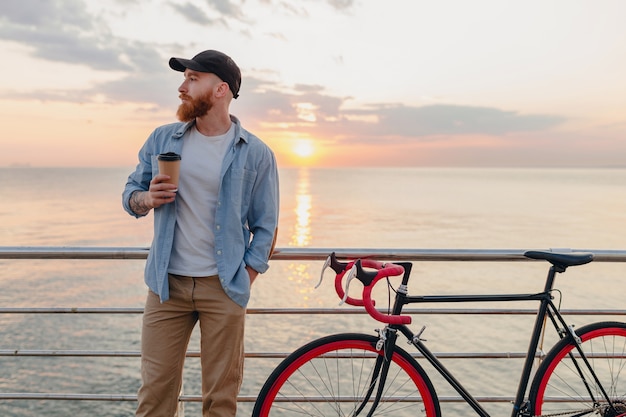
[243,146,280,274]
[122,132,156,218]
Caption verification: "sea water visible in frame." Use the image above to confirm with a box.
[0,166,625,416]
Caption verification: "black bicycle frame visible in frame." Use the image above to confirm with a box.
[372,263,607,417]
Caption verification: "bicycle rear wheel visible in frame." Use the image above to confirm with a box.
[529,321,626,417]
[252,333,440,417]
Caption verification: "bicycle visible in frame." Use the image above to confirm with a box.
[252,250,626,417]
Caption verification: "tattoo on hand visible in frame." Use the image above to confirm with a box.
[130,191,151,215]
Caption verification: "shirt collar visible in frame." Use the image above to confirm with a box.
[173,116,248,143]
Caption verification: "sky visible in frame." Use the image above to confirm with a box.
[0,0,625,168]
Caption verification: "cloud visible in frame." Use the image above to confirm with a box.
[0,0,160,72]
[229,80,566,144]
[345,104,566,137]
[1,37,565,143]
[275,2,309,17]
[0,0,565,144]
[170,2,218,25]
[0,0,92,27]
[205,0,243,18]
[169,0,247,24]
[0,0,354,75]
[327,0,356,11]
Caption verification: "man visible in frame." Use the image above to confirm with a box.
[122,49,279,417]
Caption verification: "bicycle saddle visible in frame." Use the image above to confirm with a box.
[524,250,593,272]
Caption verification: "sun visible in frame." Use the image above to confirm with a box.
[292,140,315,158]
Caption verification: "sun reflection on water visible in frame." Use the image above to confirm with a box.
[286,168,316,303]
[289,168,312,247]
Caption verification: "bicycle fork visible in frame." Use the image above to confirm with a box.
[352,327,398,417]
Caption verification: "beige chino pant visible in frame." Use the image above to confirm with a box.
[136,275,245,417]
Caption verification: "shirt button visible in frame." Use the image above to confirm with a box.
[217,250,222,255]
[216,225,221,230]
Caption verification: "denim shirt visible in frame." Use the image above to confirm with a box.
[122,116,279,307]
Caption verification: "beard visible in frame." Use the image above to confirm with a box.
[176,90,214,122]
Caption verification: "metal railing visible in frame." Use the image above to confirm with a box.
[1,246,625,411]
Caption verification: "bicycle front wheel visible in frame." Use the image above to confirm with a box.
[252,333,440,417]
[529,321,626,417]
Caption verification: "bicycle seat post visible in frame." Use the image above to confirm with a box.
[542,264,559,294]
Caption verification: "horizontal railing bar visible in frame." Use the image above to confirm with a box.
[0,393,522,403]
[0,393,139,401]
[0,393,584,404]
[0,349,535,359]
[0,392,514,403]
[249,308,626,316]
[0,392,608,404]
[0,247,149,260]
[1,307,624,315]
[1,246,626,262]
[3,349,623,360]
[0,350,139,357]
[242,395,519,403]
[0,307,144,314]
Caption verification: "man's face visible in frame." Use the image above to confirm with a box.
[176,70,216,122]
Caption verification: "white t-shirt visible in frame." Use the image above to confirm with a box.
[167,123,235,276]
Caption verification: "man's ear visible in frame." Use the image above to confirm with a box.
[215,82,230,98]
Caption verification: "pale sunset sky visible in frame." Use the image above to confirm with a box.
[0,0,625,168]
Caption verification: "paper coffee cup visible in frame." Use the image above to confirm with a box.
[157,152,181,187]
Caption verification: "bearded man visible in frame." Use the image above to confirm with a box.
[122,50,280,417]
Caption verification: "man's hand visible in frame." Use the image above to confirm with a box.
[130,174,178,215]
[246,266,259,284]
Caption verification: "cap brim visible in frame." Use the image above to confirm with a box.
[169,57,207,72]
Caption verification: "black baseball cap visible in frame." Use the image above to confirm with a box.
[169,50,241,99]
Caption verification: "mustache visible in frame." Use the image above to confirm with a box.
[179,94,193,101]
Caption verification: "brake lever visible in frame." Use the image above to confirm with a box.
[314,254,332,289]
[339,263,358,305]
